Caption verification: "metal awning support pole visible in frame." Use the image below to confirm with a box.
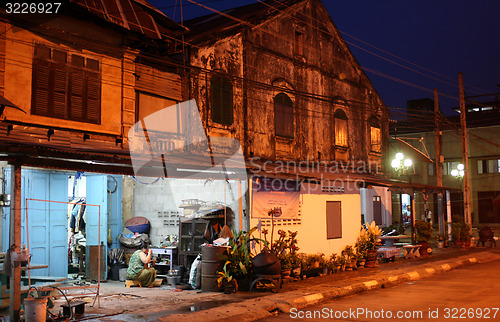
[410,191,416,244]
[446,190,452,244]
[9,164,21,321]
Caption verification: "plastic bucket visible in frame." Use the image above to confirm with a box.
[118,268,128,282]
[24,297,47,322]
[201,246,227,292]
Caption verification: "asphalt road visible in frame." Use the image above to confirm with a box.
[260,259,500,321]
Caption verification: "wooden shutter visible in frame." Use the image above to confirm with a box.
[210,75,233,126]
[32,59,50,116]
[86,72,100,123]
[69,68,84,119]
[52,64,67,119]
[326,201,342,239]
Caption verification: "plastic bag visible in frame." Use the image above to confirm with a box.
[189,254,202,289]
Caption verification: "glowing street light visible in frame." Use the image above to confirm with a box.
[391,152,413,175]
[451,163,465,178]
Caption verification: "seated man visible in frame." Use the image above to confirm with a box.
[127,240,157,287]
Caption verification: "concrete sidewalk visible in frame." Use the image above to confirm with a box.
[36,247,500,321]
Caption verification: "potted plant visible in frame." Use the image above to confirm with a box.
[279,252,292,278]
[451,219,471,248]
[302,253,324,277]
[358,221,382,268]
[415,220,432,256]
[218,227,267,291]
[216,261,238,294]
[290,253,302,277]
[335,254,346,272]
[437,234,446,249]
[355,251,366,268]
[341,245,356,270]
[459,222,472,248]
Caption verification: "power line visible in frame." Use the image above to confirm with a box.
[262,0,491,96]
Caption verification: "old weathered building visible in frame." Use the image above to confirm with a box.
[182,0,389,165]
[0,1,187,317]
[159,0,393,255]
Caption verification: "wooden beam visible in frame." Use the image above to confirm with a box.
[9,164,21,321]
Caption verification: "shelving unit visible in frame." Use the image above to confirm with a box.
[178,218,209,267]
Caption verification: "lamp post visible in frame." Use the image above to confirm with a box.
[391,152,415,243]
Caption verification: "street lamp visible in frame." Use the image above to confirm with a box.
[451,163,465,179]
[391,152,415,243]
[391,152,413,175]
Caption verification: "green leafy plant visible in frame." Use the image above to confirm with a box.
[305,253,324,268]
[263,229,300,256]
[216,261,233,287]
[278,252,293,270]
[415,220,433,243]
[341,245,355,260]
[218,227,267,280]
[335,254,347,268]
[357,221,382,251]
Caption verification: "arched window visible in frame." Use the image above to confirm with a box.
[274,93,294,138]
[210,74,233,125]
[369,116,381,153]
[334,109,348,147]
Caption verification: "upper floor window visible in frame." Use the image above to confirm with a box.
[210,74,233,125]
[294,31,304,56]
[334,109,348,148]
[136,91,179,133]
[369,116,381,153]
[31,44,101,124]
[274,93,294,138]
[478,159,500,174]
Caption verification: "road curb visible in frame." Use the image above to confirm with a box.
[281,252,498,315]
[160,251,499,322]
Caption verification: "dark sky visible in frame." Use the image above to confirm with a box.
[150,0,500,118]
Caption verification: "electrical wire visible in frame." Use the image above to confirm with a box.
[262,0,491,96]
[1,2,498,149]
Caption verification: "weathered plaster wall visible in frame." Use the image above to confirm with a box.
[187,0,389,170]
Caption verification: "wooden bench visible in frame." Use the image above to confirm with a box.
[393,242,411,247]
[403,245,421,259]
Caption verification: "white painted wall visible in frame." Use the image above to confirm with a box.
[250,182,362,257]
[133,177,246,246]
[361,187,392,227]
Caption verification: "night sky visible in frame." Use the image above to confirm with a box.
[150,0,500,119]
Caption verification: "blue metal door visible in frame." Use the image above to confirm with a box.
[1,168,68,277]
[107,175,123,249]
[85,175,108,279]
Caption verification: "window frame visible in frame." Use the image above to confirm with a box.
[274,93,294,139]
[369,116,382,153]
[31,44,101,124]
[135,91,180,134]
[326,201,342,239]
[210,74,234,126]
[334,108,348,148]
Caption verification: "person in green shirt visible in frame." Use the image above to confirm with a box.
[127,240,157,287]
